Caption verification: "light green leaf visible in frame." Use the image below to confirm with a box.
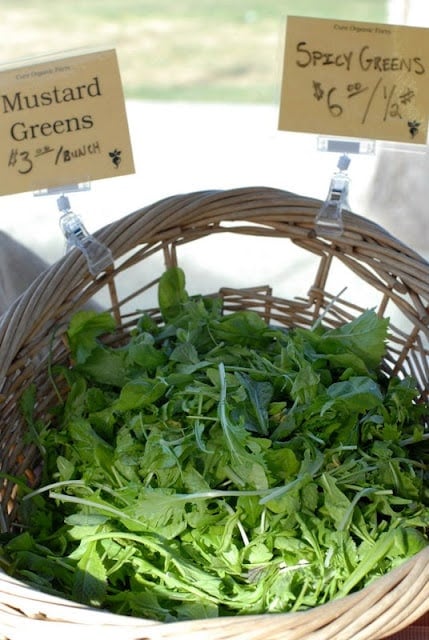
[67,310,116,364]
[158,266,188,321]
[73,541,107,606]
[113,377,167,411]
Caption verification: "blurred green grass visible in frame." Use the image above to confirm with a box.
[1,1,387,103]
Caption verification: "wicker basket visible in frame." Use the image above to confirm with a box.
[0,186,428,640]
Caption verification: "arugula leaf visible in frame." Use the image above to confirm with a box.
[72,540,107,606]
[127,333,168,371]
[303,309,389,372]
[158,266,188,322]
[67,310,117,364]
[322,376,383,414]
[234,372,273,435]
[217,362,268,485]
[113,377,167,412]
[75,346,128,387]
[214,310,270,347]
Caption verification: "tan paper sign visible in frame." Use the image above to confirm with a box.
[278,16,429,145]
[0,49,135,196]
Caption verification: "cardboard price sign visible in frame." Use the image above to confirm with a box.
[0,49,135,196]
[278,16,429,145]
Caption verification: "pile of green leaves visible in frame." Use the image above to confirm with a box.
[3,267,429,622]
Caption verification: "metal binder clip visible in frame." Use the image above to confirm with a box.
[316,154,351,237]
[57,194,113,276]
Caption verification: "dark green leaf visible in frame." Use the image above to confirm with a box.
[322,376,383,413]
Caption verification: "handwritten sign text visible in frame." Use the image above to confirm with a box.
[278,17,429,144]
[0,49,135,196]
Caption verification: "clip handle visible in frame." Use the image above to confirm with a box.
[57,195,113,276]
[316,154,351,237]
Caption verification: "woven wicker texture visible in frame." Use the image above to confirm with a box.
[0,186,428,640]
